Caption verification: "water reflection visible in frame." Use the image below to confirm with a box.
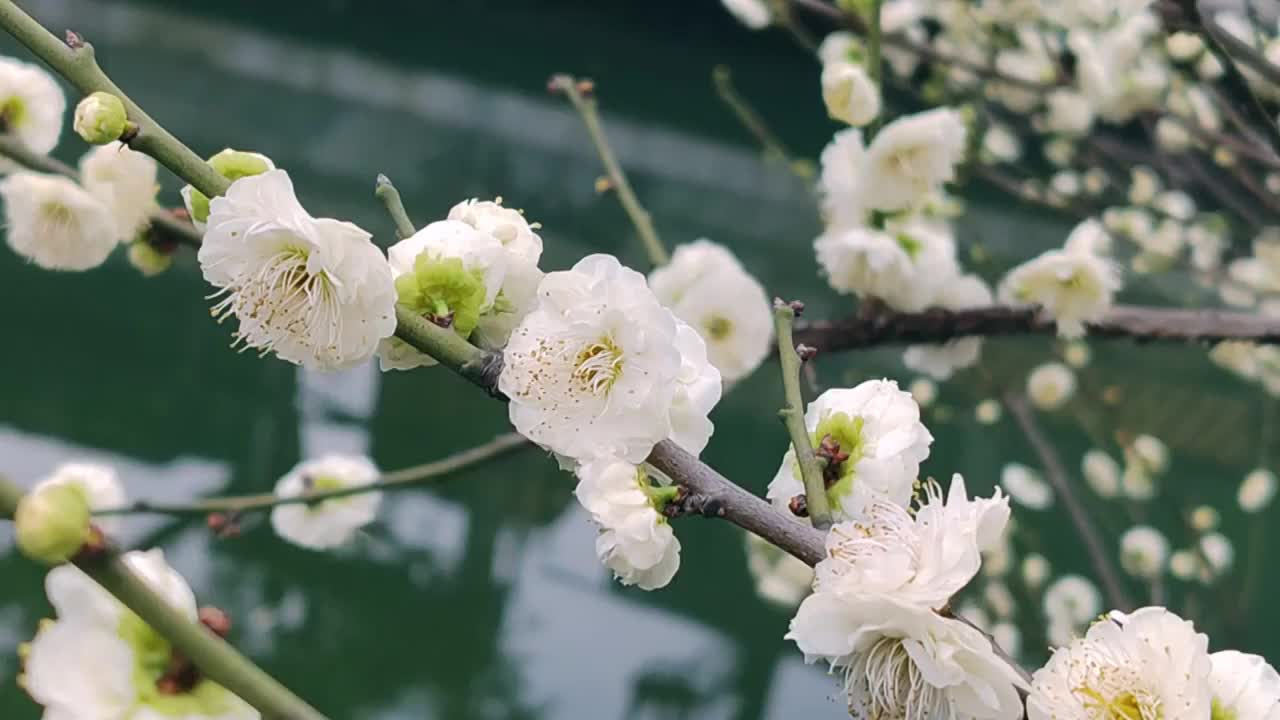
[0,0,1275,717]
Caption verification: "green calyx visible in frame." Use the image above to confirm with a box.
[186,149,272,223]
[0,95,26,130]
[1212,699,1237,720]
[117,612,240,716]
[394,255,488,338]
[894,232,923,259]
[799,412,865,511]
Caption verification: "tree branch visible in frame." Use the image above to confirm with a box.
[0,477,328,720]
[374,173,416,240]
[773,301,832,529]
[95,433,530,518]
[1003,393,1134,613]
[793,303,1280,352]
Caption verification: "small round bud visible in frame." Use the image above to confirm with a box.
[14,484,92,565]
[127,240,173,277]
[73,92,128,145]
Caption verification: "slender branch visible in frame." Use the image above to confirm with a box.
[712,65,813,180]
[865,0,883,88]
[0,133,202,248]
[374,173,416,240]
[1003,393,1134,612]
[794,303,1280,352]
[95,433,529,517]
[548,74,669,268]
[0,0,229,199]
[0,477,327,720]
[772,300,832,529]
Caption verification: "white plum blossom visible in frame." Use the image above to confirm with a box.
[1027,362,1077,410]
[0,171,117,271]
[500,254,721,465]
[79,141,160,243]
[1082,449,1122,497]
[1239,469,1278,513]
[377,219,509,371]
[903,273,994,379]
[815,219,960,312]
[447,197,545,348]
[1000,463,1053,509]
[199,169,397,370]
[1208,650,1280,720]
[767,380,933,522]
[1022,553,1051,590]
[181,149,276,232]
[270,454,382,550]
[1000,223,1122,337]
[786,476,1024,719]
[1044,89,1095,136]
[1120,525,1169,579]
[32,461,126,535]
[25,551,258,720]
[822,61,881,127]
[1199,532,1234,578]
[1028,607,1212,720]
[648,240,772,383]
[811,474,1010,607]
[818,127,870,229]
[1043,574,1101,638]
[574,458,680,590]
[721,0,769,29]
[745,533,814,609]
[859,107,968,212]
[0,56,65,154]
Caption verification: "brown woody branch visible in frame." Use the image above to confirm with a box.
[794,302,1280,352]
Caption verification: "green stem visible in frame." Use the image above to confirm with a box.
[96,433,529,517]
[866,0,883,88]
[0,476,327,720]
[550,74,669,268]
[712,65,814,182]
[0,133,202,248]
[772,301,831,530]
[0,0,228,198]
[374,173,416,239]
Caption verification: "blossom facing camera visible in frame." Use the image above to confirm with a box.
[73,91,128,145]
[1000,222,1122,338]
[79,142,160,243]
[574,458,681,590]
[860,107,967,212]
[648,239,772,383]
[1027,362,1077,410]
[271,454,382,550]
[1028,607,1212,720]
[822,62,881,127]
[14,483,92,565]
[0,172,117,271]
[181,148,276,229]
[767,380,933,522]
[500,254,720,465]
[0,56,65,154]
[198,169,397,370]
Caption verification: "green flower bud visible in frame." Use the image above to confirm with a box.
[14,484,92,565]
[127,240,173,277]
[73,92,128,145]
[183,149,275,224]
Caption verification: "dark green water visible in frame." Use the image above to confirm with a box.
[0,1,1275,717]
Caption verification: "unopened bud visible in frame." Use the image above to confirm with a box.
[14,484,92,565]
[181,149,275,225]
[199,606,232,637]
[73,92,128,145]
[127,240,173,277]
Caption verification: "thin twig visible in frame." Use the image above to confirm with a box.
[0,0,228,198]
[549,74,669,268]
[0,477,328,720]
[1003,393,1134,612]
[773,300,832,530]
[711,65,813,181]
[95,433,530,517]
[374,173,416,240]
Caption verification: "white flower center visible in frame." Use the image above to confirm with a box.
[573,336,624,395]
[211,245,343,359]
[846,635,945,720]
